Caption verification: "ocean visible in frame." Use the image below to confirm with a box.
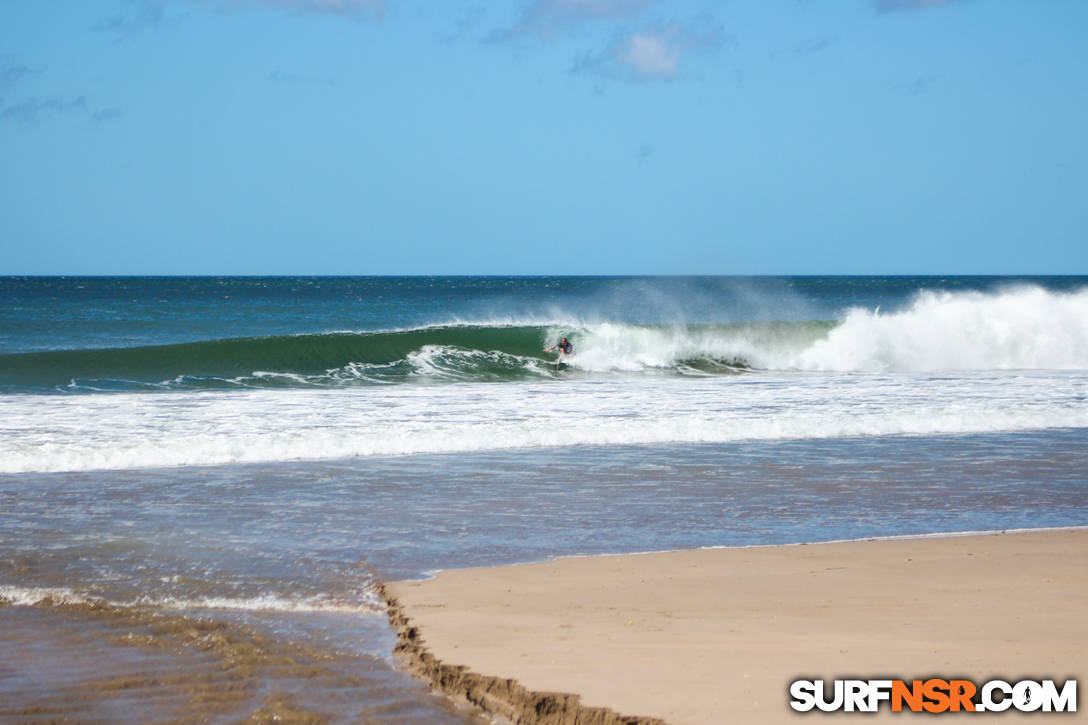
[2,275,1086,722]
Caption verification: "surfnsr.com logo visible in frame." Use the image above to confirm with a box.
[789,679,1077,713]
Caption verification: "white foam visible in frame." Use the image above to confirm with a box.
[792,286,1088,372]
[1,367,1085,473]
[403,345,545,380]
[0,585,381,614]
[144,593,381,614]
[0,586,91,607]
[555,286,1088,374]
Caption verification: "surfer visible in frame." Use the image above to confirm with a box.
[544,337,573,356]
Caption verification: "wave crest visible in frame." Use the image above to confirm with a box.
[567,286,1088,373]
[791,286,1088,372]
[1,286,1085,393]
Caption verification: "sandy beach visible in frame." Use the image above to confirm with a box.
[386,529,1088,724]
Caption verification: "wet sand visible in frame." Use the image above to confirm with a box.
[386,529,1088,724]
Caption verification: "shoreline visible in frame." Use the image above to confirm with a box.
[383,529,1088,724]
[405,524,1088,582]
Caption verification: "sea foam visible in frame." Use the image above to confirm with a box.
[560,286,1088,374]
[0,585,381,614]
[791,286,1088,372]
[1,368,1085,473]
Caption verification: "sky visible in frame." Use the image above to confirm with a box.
[0,0,1086,275]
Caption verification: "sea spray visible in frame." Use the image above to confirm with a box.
[791,286,1088,372]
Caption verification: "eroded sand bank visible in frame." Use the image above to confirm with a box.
[385,529,1087,724]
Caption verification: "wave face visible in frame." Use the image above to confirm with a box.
[0,322,791,392]
[2,285,1086,392]
[0,326,560,391]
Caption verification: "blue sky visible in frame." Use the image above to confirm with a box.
[1,0,1085,274]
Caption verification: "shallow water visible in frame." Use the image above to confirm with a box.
[3,431,1087,722]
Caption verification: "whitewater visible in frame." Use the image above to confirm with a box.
[2,284,1087,473]
[2,369,1086,474]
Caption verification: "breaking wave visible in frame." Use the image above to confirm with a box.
[1,286,1085,393]
[790,286,1088,372]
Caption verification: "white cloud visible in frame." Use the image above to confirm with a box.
[616,30,678,79]
[572,18,730,82]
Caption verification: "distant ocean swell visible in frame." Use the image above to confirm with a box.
[2,286,1087,393]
